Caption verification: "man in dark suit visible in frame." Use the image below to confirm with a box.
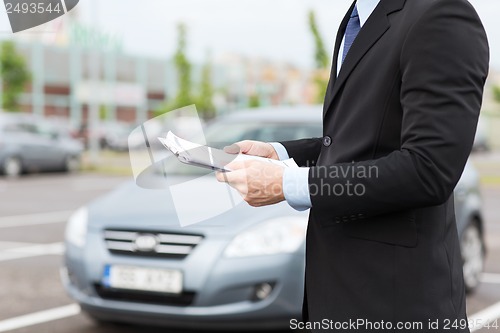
[217,0,489,331]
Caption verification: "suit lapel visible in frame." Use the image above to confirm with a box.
[323,0,406,116]
[323,1,356,116]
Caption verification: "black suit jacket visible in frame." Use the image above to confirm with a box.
[281,0,489,331]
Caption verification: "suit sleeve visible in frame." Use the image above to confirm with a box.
[279,138,323,167]
[307,0,489,218]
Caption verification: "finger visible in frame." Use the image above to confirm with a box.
[233,140,254,154]
[215,169,247,185]
[234,183,249,196]
[218,173,248,197]
[224,160,249,171]
[223,144,241,155]
[215,171,228,183]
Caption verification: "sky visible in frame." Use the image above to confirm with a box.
[0,0,499,70]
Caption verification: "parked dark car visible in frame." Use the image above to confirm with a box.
[63,106,485,330]
[0,112,83,177]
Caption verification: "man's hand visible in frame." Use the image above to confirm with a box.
[224,141,279,160]
[216,160,285,207]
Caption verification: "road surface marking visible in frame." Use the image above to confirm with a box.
[0,304,80,332]
[0,242,64,262]
[0,241,42,250]
[0,211,73,229]
[481,273,500,284]
[0,252,44,262]
[470,301,500,332]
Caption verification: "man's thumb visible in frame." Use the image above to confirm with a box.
[223,144,242,154]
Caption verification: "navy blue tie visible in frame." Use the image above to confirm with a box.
[342,5,361,64]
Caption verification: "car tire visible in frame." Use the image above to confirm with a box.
[3,156,22,178]
[64,155,81,173]
[460,219,485,293]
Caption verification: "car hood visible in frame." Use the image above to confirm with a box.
[87,176,308,237]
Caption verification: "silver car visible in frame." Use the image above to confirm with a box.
[62,106,485,330]
[0,112,83,177]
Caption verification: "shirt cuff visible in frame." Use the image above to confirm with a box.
[283,167,312,211]
[269,142,290,161]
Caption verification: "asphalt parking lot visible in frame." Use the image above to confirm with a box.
[0,168,499,333]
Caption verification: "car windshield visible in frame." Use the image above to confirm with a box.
[204,121,321,147]
[157,120,321,176]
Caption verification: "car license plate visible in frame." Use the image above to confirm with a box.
[102,265,183,294]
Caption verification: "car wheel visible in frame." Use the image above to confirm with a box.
[64,155,81,173]
[460,220,485,293]
[3,156,22,178]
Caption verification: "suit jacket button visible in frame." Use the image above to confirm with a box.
[323,136,332,147]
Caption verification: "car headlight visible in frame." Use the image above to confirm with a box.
[224,216,308,258]
[65,207,88,248]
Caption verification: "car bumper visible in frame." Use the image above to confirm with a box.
[62,233,305,330]
[63,279,296,330]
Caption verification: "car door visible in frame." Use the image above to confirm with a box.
[1,122,39,168]
[14,121,62,171]
[33,122,67,170]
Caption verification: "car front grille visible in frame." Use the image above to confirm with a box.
[103,229,203,259]
[94,284,196,306]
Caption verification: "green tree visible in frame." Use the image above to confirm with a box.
[99,105,109,120]
[308,10,330,103]
[248,94,261,108]
[309,11,329,69]
[0,41,31,111]
[493,85,500,105]
[196,54,216,119]
[157,23,196,115]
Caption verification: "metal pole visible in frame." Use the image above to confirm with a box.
[32,42,45,116]
[136,57,147,124]
[70,42,82,128]
[105,52,116,121]
[88,0,100,163]
[0,41,3,110]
